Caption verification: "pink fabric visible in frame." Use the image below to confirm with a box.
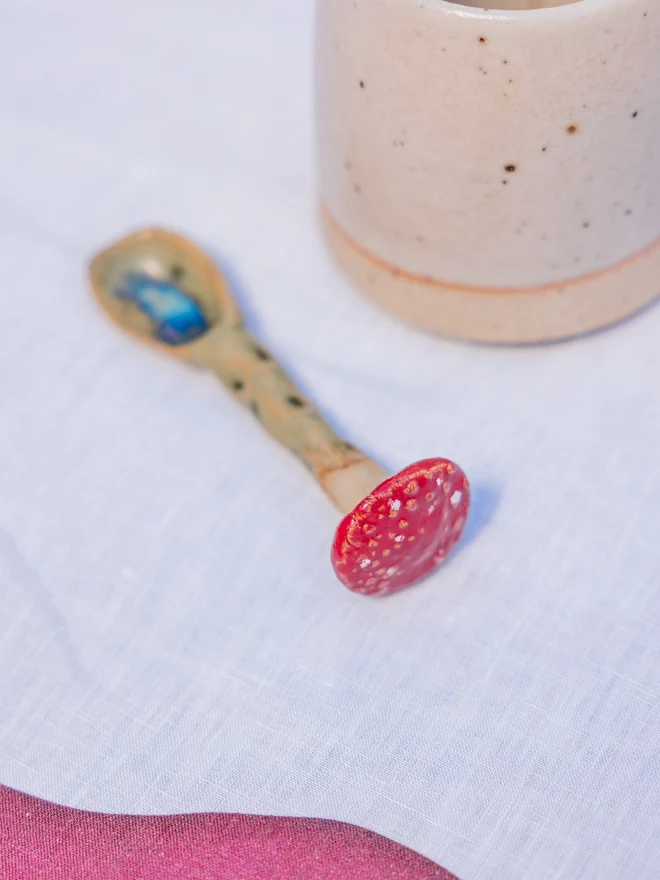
[0,786,458,879]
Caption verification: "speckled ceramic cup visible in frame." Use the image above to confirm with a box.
[316,0,660,342]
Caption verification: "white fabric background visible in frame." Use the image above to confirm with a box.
[0,2,659,878]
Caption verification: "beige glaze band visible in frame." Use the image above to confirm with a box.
[322,206,660,343]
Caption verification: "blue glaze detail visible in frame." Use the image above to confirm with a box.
[115,272,210,345]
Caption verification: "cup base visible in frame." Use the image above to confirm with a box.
[321,206,660,344]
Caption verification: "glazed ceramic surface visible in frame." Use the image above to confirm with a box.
[317,0,660,341]
[90,229,470,596]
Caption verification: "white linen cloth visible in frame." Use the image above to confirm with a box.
[0,2,659,878]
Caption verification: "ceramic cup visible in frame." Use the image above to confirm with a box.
[316,0,660,342]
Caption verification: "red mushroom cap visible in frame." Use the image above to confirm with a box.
[331,458,470,596]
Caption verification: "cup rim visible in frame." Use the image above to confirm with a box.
[435,0,624,19]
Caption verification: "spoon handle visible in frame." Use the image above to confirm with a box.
[192,324,388,512]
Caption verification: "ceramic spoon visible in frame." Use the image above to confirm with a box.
[89,228,470,596]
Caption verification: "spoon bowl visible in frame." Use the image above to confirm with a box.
[89,228,240,358]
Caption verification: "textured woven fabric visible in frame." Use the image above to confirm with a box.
[0,2,660,879]
[0,787,456,879]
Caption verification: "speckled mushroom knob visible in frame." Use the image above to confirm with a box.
[89,228,471,596]
[332,459,469,596]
